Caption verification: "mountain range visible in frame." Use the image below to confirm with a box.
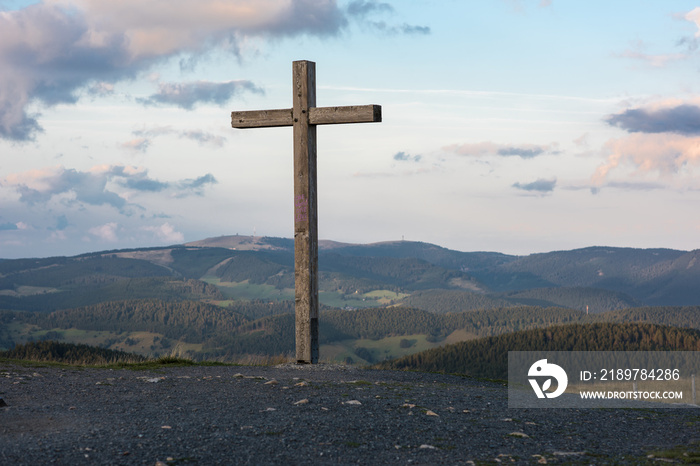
[1,235,699,313]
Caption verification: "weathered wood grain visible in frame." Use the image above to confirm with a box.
[229,60,382,363]
[231,109,293,128]
[292,60,319,364]
[309,105,381,125]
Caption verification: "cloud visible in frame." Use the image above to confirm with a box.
[54,215,69,231]
[87,81,114,97]
[573,133,590,147]
[121,138,151,153]
[347,0,394,17]
[615,48,686,68]
[130,126,227,150]
[588,180,665,195]
[512,178,557,193]
[593,99,700,185]
[606,103,700,136]
[176,174,218,196]
[685,7,700,38]
[591,133,700,185]
[0,222,19,231]
[605,181,665,191]
[0,0,352,141]
[137,80,263,110]
[0,164,217,211]
[398,24,430,35]
[346,0,429,35]
[443,141,559,159]
[88,222,119,242]
[360,20,430,35]
[143,222,184,243]
[393,151,422,162]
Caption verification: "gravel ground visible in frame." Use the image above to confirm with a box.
[1,362,699,465]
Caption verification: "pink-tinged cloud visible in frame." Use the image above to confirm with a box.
[121,138,151,153]
[591,133,700,186]
[615,49,686,68]
[686,7,700,37]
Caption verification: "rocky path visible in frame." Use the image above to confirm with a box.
[1,362,698,465]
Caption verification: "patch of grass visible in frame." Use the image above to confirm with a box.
[349,380,372,386]
[647,441,700,464]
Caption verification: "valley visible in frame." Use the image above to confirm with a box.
[1,235,699,367]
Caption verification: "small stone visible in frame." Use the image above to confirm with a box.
[321,407,329,411]
[264,379,278,385]
[343,400,362,405]
[419,444,437,450]
[509,432,529,438]
[425,410,439,416]
[462,409,470,413]
[401,403,416,408]
[263,407,276,412]
[294,399,309,405]
[161,426,172,429]
[233,373,244,378]
[294,381,308,387]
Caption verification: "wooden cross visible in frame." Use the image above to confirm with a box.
[231,60,382,363]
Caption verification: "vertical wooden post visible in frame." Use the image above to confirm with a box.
[292,60,319,363]
[231,60,380,364]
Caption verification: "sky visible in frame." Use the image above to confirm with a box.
[2,0,700,259]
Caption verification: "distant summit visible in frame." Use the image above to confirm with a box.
[185,235,291,251]
[185,235,378,252]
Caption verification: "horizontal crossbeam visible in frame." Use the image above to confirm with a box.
[231,109,292,128]
[231,104,381,129]
[310,105,382,125]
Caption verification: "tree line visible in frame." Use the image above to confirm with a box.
[0,340,145,365]
[378,322,700,379]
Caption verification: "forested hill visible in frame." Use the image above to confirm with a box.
[377,322,700,379]
[1,236,699,313]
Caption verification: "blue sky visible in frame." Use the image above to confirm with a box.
[2,0,700,258]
